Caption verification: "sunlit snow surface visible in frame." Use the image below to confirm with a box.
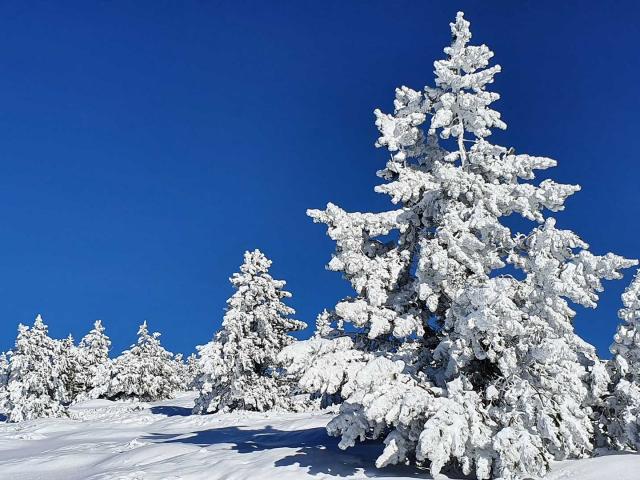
[0,392,637,479]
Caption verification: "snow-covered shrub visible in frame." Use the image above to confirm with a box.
[73,320,112,401]
[0,315,69,422]
[194,249,306,414]
[107,321,182,402]
[303,11,637,479]
[597,271,640,450]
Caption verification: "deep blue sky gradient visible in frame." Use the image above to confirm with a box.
[0,1,637,357]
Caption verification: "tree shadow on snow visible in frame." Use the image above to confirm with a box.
[145,424,433,478]
[149,405,192,417]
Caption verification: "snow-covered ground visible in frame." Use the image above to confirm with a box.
[0,392,637,480]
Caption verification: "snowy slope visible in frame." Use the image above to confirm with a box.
[0,392,637,480]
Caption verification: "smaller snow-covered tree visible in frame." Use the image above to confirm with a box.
[599,270,640,449]
[172,353,201,392]
[59,334,82,401]
[174,353,191,391]
[194,249,306,414]
[185,353,200,390]
[0,352,8,396]
[0,315,68,422]
[74,320,112,400]
[108,321,182,401]
[313,309,343,339]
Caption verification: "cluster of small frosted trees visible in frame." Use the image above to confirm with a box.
[0,316,193,422]
[0,248,303,423]
[0,11,638,480]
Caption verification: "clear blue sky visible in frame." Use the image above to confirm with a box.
[0,1,637,357]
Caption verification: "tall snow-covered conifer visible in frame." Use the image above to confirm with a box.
[293,12,637,479]
[0,315,69,422]
[108,321,182,401]
[194,249,306,413]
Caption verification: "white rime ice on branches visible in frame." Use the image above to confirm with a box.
[293,12,637,480]
[107,321,182,401]
[596,271,640,449]
[0,315,69,422]
[279,309,365,408]
[194,249,306,414]
[74,320,112,401]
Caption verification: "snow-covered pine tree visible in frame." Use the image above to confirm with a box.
[597,270,640,449]
[107,321,182,402]
[0,352,8,395]
[0,315,69,422]
[193,249,306,414]
[74,320,112,400]
[299,12,637,480]
[174,353,189,391]
[185,353,200,391]
[60,334,82,402]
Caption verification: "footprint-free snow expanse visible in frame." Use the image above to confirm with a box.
[0,392,638,480]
